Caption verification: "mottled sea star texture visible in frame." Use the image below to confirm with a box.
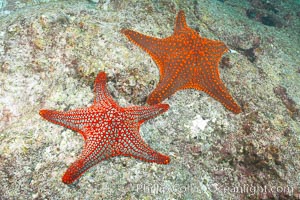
[40,72,169,184]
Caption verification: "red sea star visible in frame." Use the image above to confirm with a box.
[122,10,242,114]
[39,72,170,184]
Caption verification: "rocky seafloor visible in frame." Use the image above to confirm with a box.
[0,0,299,199]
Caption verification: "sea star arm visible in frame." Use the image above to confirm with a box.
[62,130,110,184]
[194,39,241,113]
[146,68,188,105]
[39,109,90,135]
[125,103,169,124]
[174,10,198,36]
[197,75,241,114]
[174,10,188,32]
[121,29,167,75]
[120,127,170,165]
[93,71,116,107]
[121,29,162,55]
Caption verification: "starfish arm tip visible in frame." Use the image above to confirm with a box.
[39,109,47,117]
[120,28,128,34]
[178,10,185,15]
[93,71,117,105]
[222,98,242,114]
[39,109,55,120]
[133,150,170,165]
[153,152,170,165]
[232,105,242,114]
[120,28,132,38]
[94,71,107,86]
[61,157,89,184]
[159,103,170,112]
[163,156,171,164]
[174,10,188,32]
[155,155,170,165]
[62,174,74,185]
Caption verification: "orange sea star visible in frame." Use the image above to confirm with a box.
[122,10,241,114]
[40,72,170,184]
